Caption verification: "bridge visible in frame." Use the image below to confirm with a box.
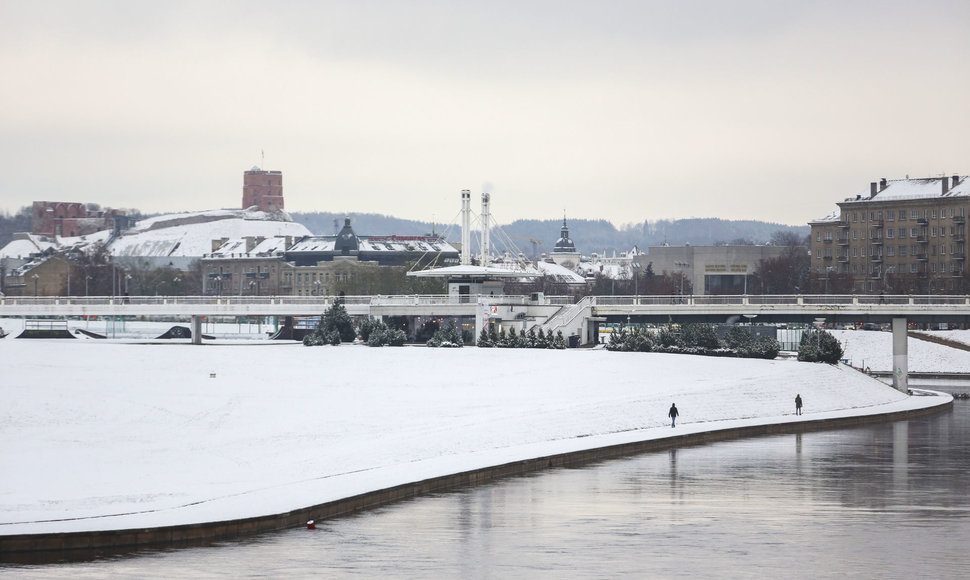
[4,293,969,393]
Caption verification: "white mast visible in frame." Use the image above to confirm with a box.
[460,189,471,266]
[480,192,491,266]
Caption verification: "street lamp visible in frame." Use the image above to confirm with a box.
[674,261,690,297]
[631,262,640,298]
[85,275,92,296]
[825,266,833,294]
[313,280,321,296]
[173,277,181,296]
[32,273,39,296]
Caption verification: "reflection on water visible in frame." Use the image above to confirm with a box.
[5,396,969,579]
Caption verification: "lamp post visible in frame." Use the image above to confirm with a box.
[173,277,181,296]
[85,275,91,296]
[674,261,690,298]
[631,262,640,298]
[825,266,833,294]
[313,280,321,296]
[32,273,39,296]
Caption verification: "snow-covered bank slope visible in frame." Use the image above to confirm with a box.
[0,340,945,535]
[833,329,970,372]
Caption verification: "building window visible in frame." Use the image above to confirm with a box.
[911,210,918,220]
[941,244,947,255]
[911,228,918,237]
[887,210,895,220]
[887,229,895,238]
[932,227,938,237]
[899,246,907,257]
[853,212,858,223]
[816,232,821,241]
[887,246,895,257]
[932,209,938,219]
[898,228,905,238]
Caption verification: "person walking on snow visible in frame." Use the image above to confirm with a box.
[668,403,679,427]
[795,394,803,415]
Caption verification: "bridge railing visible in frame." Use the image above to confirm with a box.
[4,293,970,309]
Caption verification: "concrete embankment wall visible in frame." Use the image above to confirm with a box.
[0,400,952,564]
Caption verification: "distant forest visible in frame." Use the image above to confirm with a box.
[0,206,809,257]
[289,211,810,257]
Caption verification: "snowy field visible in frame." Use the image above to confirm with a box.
[832,329,970,372]
[0,317,954,536]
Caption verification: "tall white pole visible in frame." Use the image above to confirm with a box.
[480,192,490,266]
[460,189,471,266]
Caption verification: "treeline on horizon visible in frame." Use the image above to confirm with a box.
[289,211,810,256]
[0,206,809,254]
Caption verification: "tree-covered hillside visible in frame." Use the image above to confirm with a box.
[288,211,809,256]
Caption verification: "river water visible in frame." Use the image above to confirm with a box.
[3,385,968,579]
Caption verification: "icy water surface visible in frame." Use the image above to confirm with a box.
[4,387,968,579]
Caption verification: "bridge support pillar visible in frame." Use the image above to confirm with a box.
[191,315,203,345]
[892,317,908,393]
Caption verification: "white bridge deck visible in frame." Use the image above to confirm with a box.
[1,293,968,320]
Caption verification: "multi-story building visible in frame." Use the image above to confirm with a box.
[809,176,968,294]
[31,201,128,237]
[632,244,797,296]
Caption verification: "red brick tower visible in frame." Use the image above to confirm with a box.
[242,168,284,212]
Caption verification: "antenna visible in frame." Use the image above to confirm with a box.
[261,149,265,169]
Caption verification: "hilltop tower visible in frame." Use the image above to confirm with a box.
[242,167,284,212]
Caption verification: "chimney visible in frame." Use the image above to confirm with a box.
[285,235,292,249]
[953,175,961,188]
[942,176,950,195]
[870,182,877,196]
[245,236,256,253]
[879,178,887,191]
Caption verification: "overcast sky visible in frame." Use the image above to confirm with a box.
[1,0,968,227]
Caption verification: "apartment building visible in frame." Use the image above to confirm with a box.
[809,176,968,294]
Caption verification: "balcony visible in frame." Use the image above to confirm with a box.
[837,236,849,245]
[837,255,849,262]
[954,215,965,224]
[870,238,883,245]
[870,219,884,228]
[837,220,850,229]
[917,235,928,243]
[954,233,965,243]
[870,254,883,262]
[823,237,833,244]
[917,217,929,226]
[822,254,833,260]
[916,253,928,261]
[953,252,966,261]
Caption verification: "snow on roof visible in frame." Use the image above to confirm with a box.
[0,236,52,260]
[110,217,310,259]
[209,236,292,258]
[408,264,539,278]
[534,259,587,284]
[288,235,457,254]
[843,176,969,203]
[810,210,841,223]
